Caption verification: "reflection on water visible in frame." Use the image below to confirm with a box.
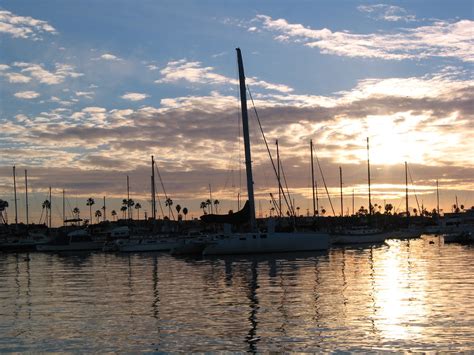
[1,237,474,352]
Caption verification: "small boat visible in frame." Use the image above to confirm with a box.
[117,236,179,252]
[442,231,474,244]
[0,231,51,252]
[330,226,392,245]
[36,229,103,252]
[170,232,211,255]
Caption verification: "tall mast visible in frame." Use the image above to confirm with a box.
[127,175,130,221]
[310,140,316,217]
[352,188,355,216]
[276,139,282,217]
[405,161,409,225]
[236,47,256,232]
[151,155,156,220]
[13,166,18,226]
[436,179,440,215]
[103,196,106,222]
[49,186,52,228]
[366,137,372,215]
[209,184,213,214]
[339,166,343,217]
[25,169,29,227]
[62,189,65,227]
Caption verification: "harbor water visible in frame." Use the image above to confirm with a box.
[1,236,473,352]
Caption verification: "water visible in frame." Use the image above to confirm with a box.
[1,236,474,352]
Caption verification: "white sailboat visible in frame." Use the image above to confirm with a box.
[201,48,329,256]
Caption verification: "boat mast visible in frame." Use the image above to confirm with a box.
[49,186,52,228]
[62,189,65,227]
[127,175,130,221]
[103,196,106,222]
[436,179,440,215]
[151,155,156,220]
[236,48,256,232]
[310,140,316,217]
[405,161,409,225]
[276,139,282,217]
[13,166,18,226]
[25,169,29,227]
[366,138,372,215]
[339,166,343,217]
[352,188,355,216]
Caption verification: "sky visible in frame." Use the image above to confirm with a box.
[0,0,473,225]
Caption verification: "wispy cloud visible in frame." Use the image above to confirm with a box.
[75,91,95,99]
[14,90,40,99]
[156,59,293,93]
[0,9,57,40]
[121,92,149,101]
[12,62,83,85]
[252,15,473,62]
[357,4,416,22]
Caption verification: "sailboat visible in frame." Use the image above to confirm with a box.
[201,48,329,256]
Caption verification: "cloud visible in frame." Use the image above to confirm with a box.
[1,69,472,215]
[0,64,10,71]
[156,59,293,93]
[357,4,416,22]
[3,72,31,83]
[94,53,122,61]
[14,90,40,99]
[0,9,57,40]
[75,91,95,99]
[121,92,149,101]
[252,15,474,62]
[12,62,83,85]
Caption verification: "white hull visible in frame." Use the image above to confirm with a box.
[37,241,103,252]
[331,232,391,245]
[118,238,179,252]
[202,232,329,255]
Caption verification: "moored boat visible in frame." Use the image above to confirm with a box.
[36,229,103,252]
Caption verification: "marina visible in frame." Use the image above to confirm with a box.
[1,237,474,352]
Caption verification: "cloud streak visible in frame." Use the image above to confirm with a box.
[252,14,473,62]
[156,59,294,93]
[0,9,56,40]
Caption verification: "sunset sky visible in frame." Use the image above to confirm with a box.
[0,1,473,225]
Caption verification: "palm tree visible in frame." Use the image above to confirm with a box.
[200,201,207,214]
[95,209,102,224]
[205,199,212,214]
[296,206,300,216]
[120,206,127,219]
[135,203,142,220]
[213,200,220,214]
[176,204,181,215]
[182,207,188,220]
[42,200,51,226]
[111,209,117,221]
[165,198,173,219]
[73,207,80,219]
[86,198,95,224]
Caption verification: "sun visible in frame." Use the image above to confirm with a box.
[365,114,426,166]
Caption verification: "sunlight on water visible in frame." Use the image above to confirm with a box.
[1,236,473,352]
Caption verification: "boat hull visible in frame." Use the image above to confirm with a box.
[331,232,391,245]
[202,232,329,255]
[36,241,103,252]
[118,239,179,252]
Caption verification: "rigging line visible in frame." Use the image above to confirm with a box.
[154,164,174,220]
[313,146,336,216]
[269,193,281,216]
[407,165,422,213]
[246,85,293,215]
